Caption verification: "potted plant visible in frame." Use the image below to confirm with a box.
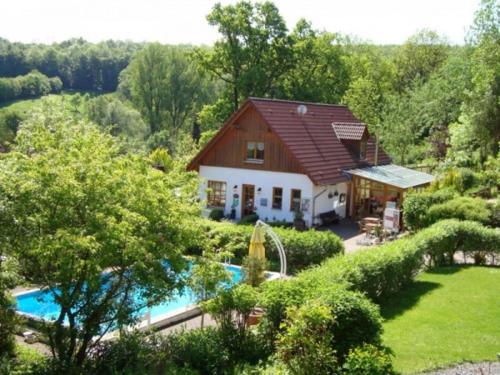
[247,307,264,326]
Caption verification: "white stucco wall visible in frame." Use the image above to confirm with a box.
[199,166,316,225]
[312,182,349,225]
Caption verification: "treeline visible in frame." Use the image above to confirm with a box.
[0,70,62,102]
[0,0,497,168]
[0,38,141,92]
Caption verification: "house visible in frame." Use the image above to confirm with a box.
[188,98,434,227]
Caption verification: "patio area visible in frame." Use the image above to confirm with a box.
[319,218,375,253]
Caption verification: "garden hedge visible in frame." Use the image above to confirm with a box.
[190,220,344,274]
[424,196,492,227]
[402,189,456,230]
[260,219,499,327]
[296,219,499,302]
[257,219,499,371]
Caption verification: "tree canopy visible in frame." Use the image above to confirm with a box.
[0,98,200,370]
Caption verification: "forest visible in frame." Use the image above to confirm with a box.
[1,0,498,169]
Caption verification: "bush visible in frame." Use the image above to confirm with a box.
[160,328,230,375]
[208,208,224,221]
[414,219,499,266]
[191,220,344,274]
[239,213,259,224]
[425,197,491,227]
[0,71,62,104]
[48,77,63,93]
[342,344,396,375]
[403,189,455,230]
[440,168,480,193]
[259,281,383,362]
[276,301,338,374]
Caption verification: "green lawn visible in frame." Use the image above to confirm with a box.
[381,266,500,374]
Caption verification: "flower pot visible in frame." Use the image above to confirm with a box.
[246,308,264,326]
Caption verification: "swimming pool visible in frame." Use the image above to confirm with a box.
[15,264,244,324]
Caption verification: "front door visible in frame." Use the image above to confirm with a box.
[241,184,255,218]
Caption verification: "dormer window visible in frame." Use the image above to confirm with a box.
[246,141,264,163]
[360,139,367,159]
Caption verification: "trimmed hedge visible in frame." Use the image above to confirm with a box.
[260,219,499,327]
[424,196,491,227]
[403,189,456,230]
[258,219,499,371]
[296,219,499,302]
[191,220,344,274]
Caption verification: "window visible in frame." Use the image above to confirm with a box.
[207,180,226,208]
[272,187,283,209]
[246,141,265,162]
[290,189,301,211]
[360,140,367,159]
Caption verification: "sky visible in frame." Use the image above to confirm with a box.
[1,0,479,45]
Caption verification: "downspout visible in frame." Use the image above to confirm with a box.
[312,187,328,227]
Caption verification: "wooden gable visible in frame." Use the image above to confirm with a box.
[189,103,304,174]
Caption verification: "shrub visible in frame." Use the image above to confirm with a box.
[259,281,383,361]
[342,344,396,375]
[159,328,230,375]
[239,213,259,224]
[403,189,455,230]
[414,219,500,266]
[487,200,500,227]
[191,220,344,274]
[276,301,338,374]
[208,208,225,222]
[424,197,491,227]
[48,77,63,93]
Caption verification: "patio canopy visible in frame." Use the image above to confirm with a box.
[346,164,435,189]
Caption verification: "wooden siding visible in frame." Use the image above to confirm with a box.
[199,107,304,173]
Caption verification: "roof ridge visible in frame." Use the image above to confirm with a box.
[248,97,348,108]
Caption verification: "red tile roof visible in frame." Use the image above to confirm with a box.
[332,122,367,140]
[249,98,391,185]
[189,97,391,185]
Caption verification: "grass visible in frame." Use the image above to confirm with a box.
[0,90,94,112]
[381,266,500,374]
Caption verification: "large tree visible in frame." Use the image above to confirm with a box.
[278,19,349,104]
[0,98,199,371]
[195,1,293,110]
[463,0,500,159]
[393,29,449,92]
[128,44,209,137]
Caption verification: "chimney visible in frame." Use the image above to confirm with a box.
[374,134,379,166]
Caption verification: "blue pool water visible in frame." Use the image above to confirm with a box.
[15,264,242,322]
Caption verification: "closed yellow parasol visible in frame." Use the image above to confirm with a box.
[248,225,266,261]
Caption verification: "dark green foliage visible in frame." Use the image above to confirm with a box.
[0,70,60,103]
[0,38,141,92]
[160,328,230,375]
[191,220,344,274]
[239,213,259,225]
[342,344,396,375]
[208,208,224,221]
[403,189,455,230]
